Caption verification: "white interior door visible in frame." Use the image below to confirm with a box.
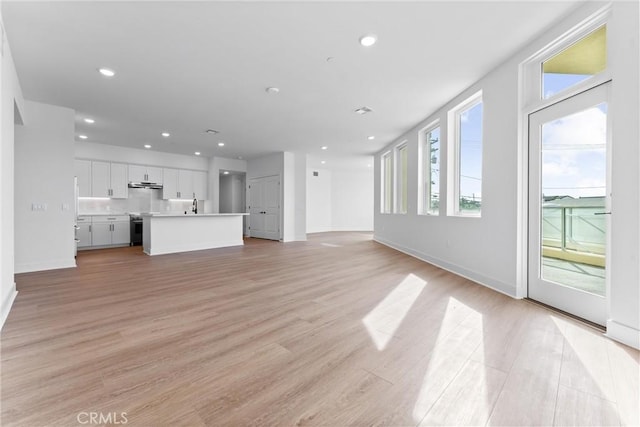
[249,175,280,240]
[528,83,610,325]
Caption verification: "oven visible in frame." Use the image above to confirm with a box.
[130,215,143,246]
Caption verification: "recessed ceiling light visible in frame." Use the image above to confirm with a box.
[321,146,328,150]
[161,132,170,137]
[78,135,88,140]
[194,152,201,156]
[144,144,151,149]
[84,118,95,124]
[359,34,377,47]
[218,142,225,147]
[223,171,230,175]
[265,87,280,94]
[321,161,326,164]
[355,106,373,115]
[367,135,375,140]
[205,129,219,134]
[98,68,115,77]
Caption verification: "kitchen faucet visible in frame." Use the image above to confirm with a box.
[192,198,198,214]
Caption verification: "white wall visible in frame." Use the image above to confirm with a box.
[374,2,639,348]
[247,151,306,242]
[208,156,247,213]
[219,174,245,214]
[306,166,374,233]
[1,15,25,328]
[293,152,307,241]
[306,168,332,233]
[75,142,208,171]
[332,169,374,231]
[606,1,640,348]
[15,101,76,273]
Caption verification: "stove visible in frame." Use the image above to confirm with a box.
[130,215,143,246]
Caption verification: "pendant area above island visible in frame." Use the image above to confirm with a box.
[142,213,249,256]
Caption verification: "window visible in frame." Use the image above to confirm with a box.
[420,125,440,215]
[396,143,408,214]
[542,26,606,99]
[381,151,392,213]
[450,92,483,215]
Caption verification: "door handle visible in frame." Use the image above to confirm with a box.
[593,212,611,215]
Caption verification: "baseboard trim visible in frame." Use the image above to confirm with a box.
[374,236,517,298]
[14,259,77,274]
[606,319,640,350]
[0,285,18,330]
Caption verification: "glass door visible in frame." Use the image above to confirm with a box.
[528,83,610,325]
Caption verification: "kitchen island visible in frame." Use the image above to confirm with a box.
[142,213,248,256]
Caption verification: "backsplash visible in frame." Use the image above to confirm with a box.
[79,188,200,215]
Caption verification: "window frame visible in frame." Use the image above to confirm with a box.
[395,141,408,214]
[522,8,611,113]
[448,91,483,217]
[380,151,393,214]
[419,121,441,216]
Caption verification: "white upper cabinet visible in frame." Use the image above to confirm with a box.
[147,166,163,184]
[162,168,179,199]
[110,163,128,198]
[128,164,164,184]
[193,171,208,200]
[128,164,147,183]
[161,168,206,199]
[91,161,128,198]
[91,161,111,197]
[178,169,193,200]
[74,159,91,197]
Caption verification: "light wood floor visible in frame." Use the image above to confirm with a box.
[2,232,638,426]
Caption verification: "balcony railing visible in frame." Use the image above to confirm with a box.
[541,199,606,267]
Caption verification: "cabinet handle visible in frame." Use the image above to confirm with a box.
[89,225,92,232]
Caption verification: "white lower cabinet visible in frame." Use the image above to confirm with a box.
[77,216,92,248]
[79,215,130,249]
[112,221,130,245]
[91,222,112,246]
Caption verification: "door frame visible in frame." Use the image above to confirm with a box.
[526,82,611,325]
[247,174,282,241]
[515,6,612,300]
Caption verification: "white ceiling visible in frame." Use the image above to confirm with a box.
[2,1,581,167]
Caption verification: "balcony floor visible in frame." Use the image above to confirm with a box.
[542,256,605,296]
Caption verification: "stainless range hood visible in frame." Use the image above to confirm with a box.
[128,181,163,189]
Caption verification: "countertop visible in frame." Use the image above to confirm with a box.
[78,213,129,216]
[141,213,249,217]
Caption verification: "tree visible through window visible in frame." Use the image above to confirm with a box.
[455,95,483,215]
[382,152,392,213]
[397,144,408,214]
[422,126,440,215]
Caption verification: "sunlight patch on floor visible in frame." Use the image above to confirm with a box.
[412,297,484,423]
[321,243,342,248]
[362,273,426,351]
